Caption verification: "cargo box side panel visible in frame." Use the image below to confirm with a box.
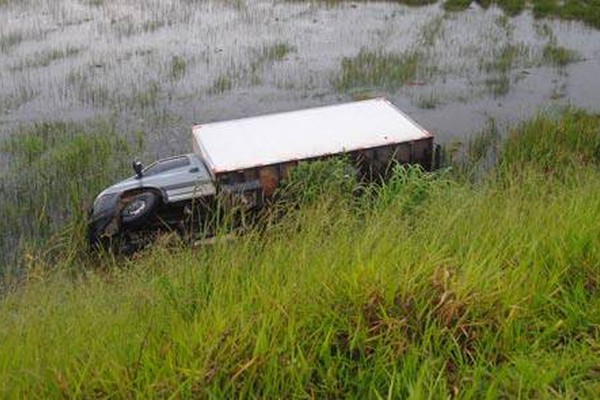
[392,142,412,165]
[412,137,434,170]
[212,137,433,196]
[389,137,433,170]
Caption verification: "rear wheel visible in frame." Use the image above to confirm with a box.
[121,191,159,229]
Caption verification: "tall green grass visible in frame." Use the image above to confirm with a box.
[1,110,600,397]
[0,120,138,278]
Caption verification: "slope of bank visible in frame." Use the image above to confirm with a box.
[1,110,599,398]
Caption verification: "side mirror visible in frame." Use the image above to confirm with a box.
[133,160,143,179]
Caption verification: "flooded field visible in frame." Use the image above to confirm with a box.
[1,0,599,270]
[1,1,599,150]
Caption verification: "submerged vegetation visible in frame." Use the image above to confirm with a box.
[542,43,579,67]
[208,42,295,95]
[481,43,531,97]
[1,110,599,397]
[0,0,595,131]
[9,46,81,71]
[334,49,421,92]
[331,9,581,100]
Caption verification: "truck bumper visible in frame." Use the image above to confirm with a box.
[88,193,122,248]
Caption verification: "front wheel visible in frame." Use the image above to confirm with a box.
[121,191,159,229]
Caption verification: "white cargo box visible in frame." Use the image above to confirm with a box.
[192,98,432,175]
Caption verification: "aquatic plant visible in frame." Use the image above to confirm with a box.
[334,49,421,92]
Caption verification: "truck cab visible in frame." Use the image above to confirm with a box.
[88,153,216,247]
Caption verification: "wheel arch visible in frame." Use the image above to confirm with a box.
[120,186,168,205]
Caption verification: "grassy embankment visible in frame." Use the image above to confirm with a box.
[1,109,600,397]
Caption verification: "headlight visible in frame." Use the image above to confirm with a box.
[93,192,119,214]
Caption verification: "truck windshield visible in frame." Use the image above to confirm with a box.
[143,156,190,177]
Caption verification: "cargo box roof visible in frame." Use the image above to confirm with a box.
[192,98,431,174]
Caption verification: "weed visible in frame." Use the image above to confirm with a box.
[168,55,187,81]
[549,82,567,99]
[484,75,510,98]
[480,43,531,97]
[0,31,23,53]
[534,22,554,39]
[64,68,112,107]
[0,85,38,113]
[495,0,526,16]
[224,0,247,10]
[249,42,296,80]
[416,92,440,109]
[395,0,438,5]
[495,14,513,34]
[10,47,81,71]
[334,49,421,92]
[209,75,233,95]
[142,20,165,33]
[131,80,160,109]
[443,0,472,12]
[533,0,559,19]
[419,15,445,47]
[444,0,525,15]
[448,118,501,179]
[206,42,294,94]
[111,17,137,38]
[259,42,294,62]
[314,0,438,4]
[483,44,530,75]
[542,43,579,67]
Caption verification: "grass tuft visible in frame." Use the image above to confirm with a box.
[168,55,188,81]
[259,42,295,62]
[0,31,23,53]
[480,43,531,97]
[542,43,579,67]
[443,0,473,12]
[334,49,421,93]
[209,75,234,95]
[9,47,81,71]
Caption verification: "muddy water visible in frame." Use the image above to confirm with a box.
[1,0,599,156]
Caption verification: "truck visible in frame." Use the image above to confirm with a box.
[88,98,434,248]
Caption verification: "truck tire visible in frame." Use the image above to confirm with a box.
[121,191,159,229]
